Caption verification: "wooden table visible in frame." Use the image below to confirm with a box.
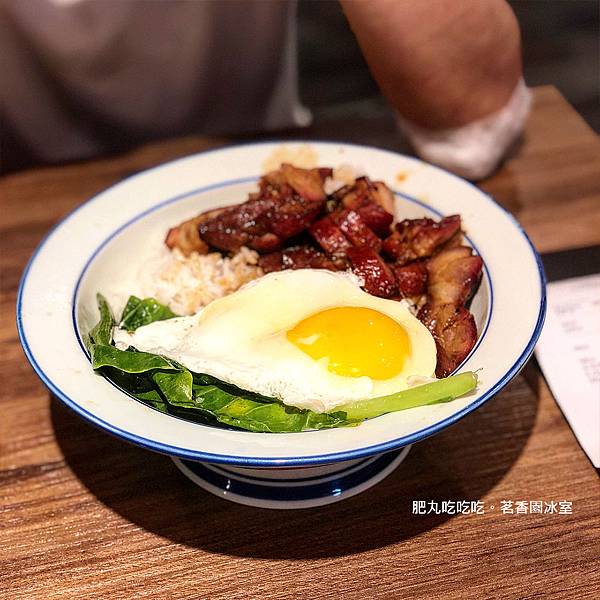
[1,86,599,599]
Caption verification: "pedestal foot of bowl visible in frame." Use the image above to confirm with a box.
[172,445,411,509]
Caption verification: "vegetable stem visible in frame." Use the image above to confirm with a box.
[339,372,478,420]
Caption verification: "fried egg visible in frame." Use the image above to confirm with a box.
[113,269,437,413]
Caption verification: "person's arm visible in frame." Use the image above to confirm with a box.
[340,0,522,129]
[340,0,528,178]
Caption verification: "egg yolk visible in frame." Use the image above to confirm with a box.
[286,307,410,380]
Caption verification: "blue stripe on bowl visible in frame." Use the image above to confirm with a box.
[16,140,546,467]
[206,456,377,486]
[179,450,401,502]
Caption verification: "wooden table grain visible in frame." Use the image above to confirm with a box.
[1,86,599,600]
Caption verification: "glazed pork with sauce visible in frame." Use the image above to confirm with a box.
[165,164,483,376]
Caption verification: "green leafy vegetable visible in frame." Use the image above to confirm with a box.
[187,381,354,432]
[120,295,177,331]
[153,370,193,406]
[87,294,478,433]
[101,365,170,413]
[135,367,355,432]
[339,372,478,420]
[89,293,114,347]
[92,344,178,372]
[134,389,169,413]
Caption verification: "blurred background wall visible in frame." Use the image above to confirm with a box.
[298,0,600,134]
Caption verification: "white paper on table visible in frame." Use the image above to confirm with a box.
[535,273,600,467]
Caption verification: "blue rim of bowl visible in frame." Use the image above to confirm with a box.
[16,140,547,467]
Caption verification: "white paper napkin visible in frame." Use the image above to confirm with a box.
[535,274,600,467]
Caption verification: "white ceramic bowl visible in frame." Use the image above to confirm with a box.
[17,142,546,508]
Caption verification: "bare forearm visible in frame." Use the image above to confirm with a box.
[340,0,522,129]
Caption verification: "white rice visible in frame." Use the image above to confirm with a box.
[139,246,263,315]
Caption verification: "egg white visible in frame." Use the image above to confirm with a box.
[113,269,437,413]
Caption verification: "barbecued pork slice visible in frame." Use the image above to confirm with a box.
[197,198,278,253]
[165,207,229,256]
[165,216,209,256]
[356,203,394,237]
[427,246,483,306]
[370,181,396,216]
[346,246,397,298]
[197,165,329,253]
[416,244,482,375]
[331,209,382,252]
[332,179,366,208]
[392,261,428,297]
[336,177,395,215]
[310,205,388,257]
[440,230,465,250]
[259,246,345,274]
[309,216,352,256]
[382,215,462,265]
[262,164,331,202]
[418,302,478,377]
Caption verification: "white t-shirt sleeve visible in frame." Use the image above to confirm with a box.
[396,78,531,181]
